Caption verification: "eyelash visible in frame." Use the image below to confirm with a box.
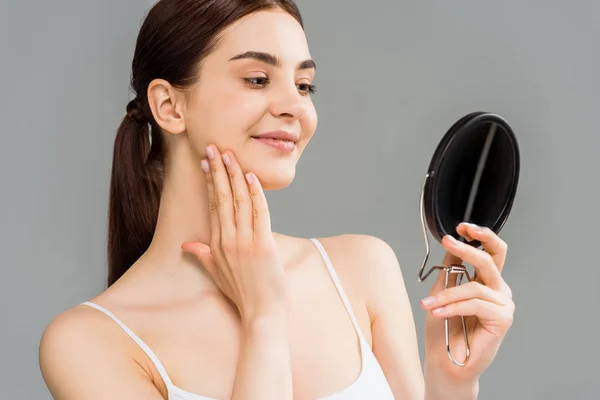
[243,77,317,95]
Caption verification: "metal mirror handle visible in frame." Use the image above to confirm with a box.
[418,172,471,367]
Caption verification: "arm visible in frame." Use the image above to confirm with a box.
[352,235,478,400]
[232,313,293,400]
[181,146,294,399]
[356,235,425,399]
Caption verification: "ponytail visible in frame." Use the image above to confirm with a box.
[107,97,164,287]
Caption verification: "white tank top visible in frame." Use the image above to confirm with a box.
[81,238,395,399]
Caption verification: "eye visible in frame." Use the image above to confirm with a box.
[243,77,317,96]
[243,77,270,87]
[297,83,317,96]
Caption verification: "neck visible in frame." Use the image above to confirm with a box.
[129,143,215,291]
[150,154,210,261]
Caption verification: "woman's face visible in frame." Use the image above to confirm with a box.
[182,9,318,190]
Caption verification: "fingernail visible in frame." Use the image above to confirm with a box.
[201,159,210,173]
[206,146,214,160]
[421,296,436,307]
[245,172,254,184]
[222,153,231,166]
[465,222,482,232]
[432,306,445,315]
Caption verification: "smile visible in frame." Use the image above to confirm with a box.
[251,137,296,153]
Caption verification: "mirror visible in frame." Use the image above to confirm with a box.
[417,111,520,366]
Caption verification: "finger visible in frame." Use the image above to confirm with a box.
[457,223,508,272]
[222,151,252,241]
[442,234,503,291]
[420,280,509,311]
[429,298,515,332]
[246,172,272,241]
[428,251,462,296]
[201,157,220,243]
[456,225,474,242]
[457,223,513,298]
[206,145,236,241]
[181,241,217,277]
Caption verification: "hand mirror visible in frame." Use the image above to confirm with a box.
[417,111,520,366]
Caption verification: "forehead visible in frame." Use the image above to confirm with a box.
[213,9,311,63]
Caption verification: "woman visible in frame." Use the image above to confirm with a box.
[39,1,515,399]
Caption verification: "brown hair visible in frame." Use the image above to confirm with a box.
[107,0,303,286]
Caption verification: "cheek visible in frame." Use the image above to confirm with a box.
[211,89,267,136]
[226,93,267,128]
[189,88,266,145]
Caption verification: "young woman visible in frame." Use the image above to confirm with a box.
[39,1,515,399]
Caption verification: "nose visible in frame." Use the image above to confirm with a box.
[269,84,307,120]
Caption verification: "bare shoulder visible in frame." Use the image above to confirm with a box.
[316,233,407,300]
[307,233,411,335]
[39,304,164,399]
[317,233,401,265]
[39,304,112,370]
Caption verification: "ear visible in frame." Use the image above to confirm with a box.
[146,79,186,135]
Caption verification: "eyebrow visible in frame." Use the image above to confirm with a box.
[228,51,316,71]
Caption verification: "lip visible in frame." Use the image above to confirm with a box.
[251,137,297,153]
[250,130,299,154]
[251,130,300,142]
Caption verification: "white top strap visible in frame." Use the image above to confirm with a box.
[80,301,173,387]
[309,238,365,340]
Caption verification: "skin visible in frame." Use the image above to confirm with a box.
[38,8,514,400]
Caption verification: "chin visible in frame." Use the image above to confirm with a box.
[253,163,297,191]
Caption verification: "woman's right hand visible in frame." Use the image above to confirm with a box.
[181,145,289,323]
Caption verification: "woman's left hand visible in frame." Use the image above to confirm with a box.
[420,222,515,386]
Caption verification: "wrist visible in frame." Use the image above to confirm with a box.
[239,291,291,326]
[242,310,290,333]
[425,377,479,400]
[424,364,479,400]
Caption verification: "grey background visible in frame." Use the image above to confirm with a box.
[1,0,598,399]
